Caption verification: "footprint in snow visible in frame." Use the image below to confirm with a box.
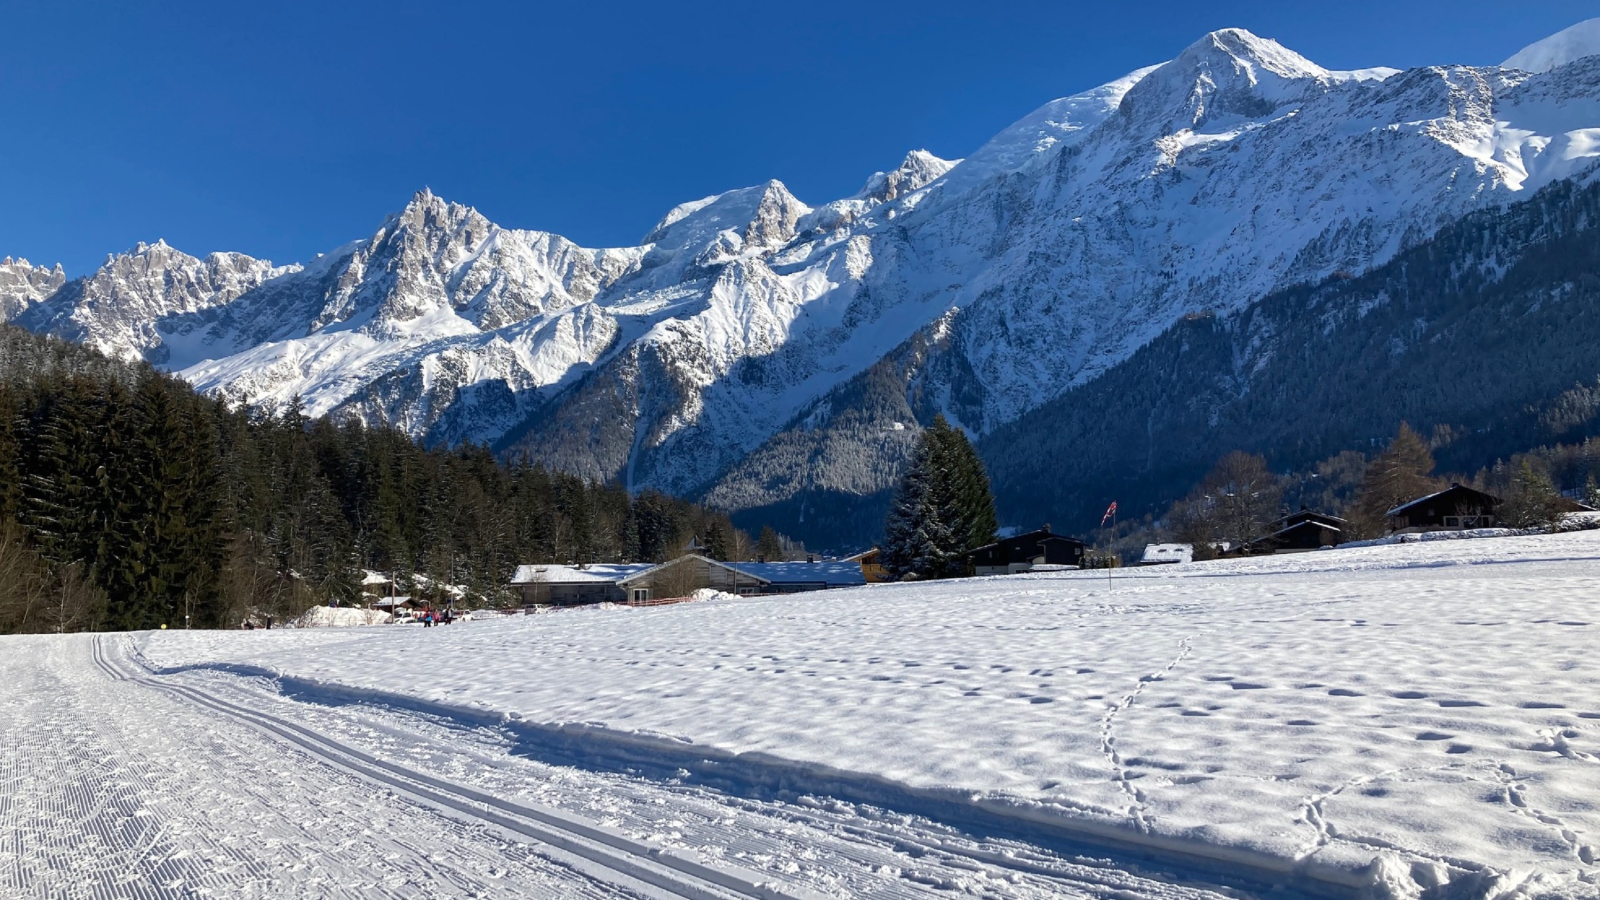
[1415,731,1454,741]
[1328,689,1363,697]
[1390,691,1430,700]
[1519,701,1566,709]
[1438,699,1488,708]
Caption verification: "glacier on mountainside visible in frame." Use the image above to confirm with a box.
[10,23,1600,521]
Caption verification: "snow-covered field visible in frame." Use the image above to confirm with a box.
[4,532,1596,899]
[116,531,1600,899]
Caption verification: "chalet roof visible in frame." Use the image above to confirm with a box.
[1141,543,1193,564]
[1384,484,1502,518]
[966,529,1085,556]
[725,561,866,586]
[843,548,879,562]
[1274,508,1348,528]
[1265,519,1343,540]
[509,563,654,586]
[617,554,772,586]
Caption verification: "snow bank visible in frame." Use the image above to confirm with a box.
[291,606,391,628]
[142,531,1600,897]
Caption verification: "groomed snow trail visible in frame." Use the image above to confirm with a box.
[0,635,628,899]
[2,633,1273,900]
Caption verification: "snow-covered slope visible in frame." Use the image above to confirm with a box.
[10,22,1600,509]
[1504,17,1600,74]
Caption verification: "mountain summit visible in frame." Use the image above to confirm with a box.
[1504,17,1600,73]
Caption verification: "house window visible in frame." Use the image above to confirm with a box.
[737,586,756,595]
[631,588,651,602]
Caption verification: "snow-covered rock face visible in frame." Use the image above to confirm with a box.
[0,257,66,320]
[9,22,1600,510]
[14,242,293,364]
[1504,17,1600,74]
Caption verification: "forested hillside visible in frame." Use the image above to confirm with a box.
[0,326,749,634]
[981,176,1600,531]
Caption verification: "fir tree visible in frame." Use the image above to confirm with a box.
[1351,423,1440,535]
[755,526,785,562]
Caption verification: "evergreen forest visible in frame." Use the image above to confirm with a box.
[0,326,762,634]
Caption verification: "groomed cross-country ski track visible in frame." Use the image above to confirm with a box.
[2,632,1323,900]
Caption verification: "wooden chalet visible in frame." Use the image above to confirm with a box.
[1249,508,1349,553]
[964,526,1086,576]
[845,548,890,583]
[1385,483,1501,532]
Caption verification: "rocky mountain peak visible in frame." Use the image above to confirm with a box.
[0,256,68,320]
[858,150,957,206]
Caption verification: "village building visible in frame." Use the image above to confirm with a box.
[1139,543,1194,565]
[845,548,890,583]
[1249,508,1349,553]
[509,555,866,607]
[508,563,657,606]
[1385,483,1501,532]
[963,526,1086,575]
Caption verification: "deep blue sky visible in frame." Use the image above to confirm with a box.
[3,1,1593,276]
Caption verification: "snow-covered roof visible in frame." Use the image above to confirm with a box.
[1273,520,1342,535]
[724,561,866,586]
[509,563,654,585]
[1141,543,1193,564]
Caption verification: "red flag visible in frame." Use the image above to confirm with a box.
[1100,501,1118,527]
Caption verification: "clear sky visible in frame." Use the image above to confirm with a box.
[3,1,1593,276]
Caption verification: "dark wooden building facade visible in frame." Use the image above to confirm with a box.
[1385,484,1501,532]
[1250,508,1349,553]
[965,527,1087,575]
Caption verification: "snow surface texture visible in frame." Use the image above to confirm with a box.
[1505,18,1600,74]
[11,22,1600,507]
[140,532,1600,899]
[291,605,391,627]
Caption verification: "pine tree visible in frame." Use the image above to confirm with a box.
[705,519,731,561]
[1351,423,1440,535]
[1500,461,1564,530]
[755,526,785,562]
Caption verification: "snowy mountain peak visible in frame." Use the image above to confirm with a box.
[1503,18,1600,74]
[644,180,810,253]
[0,256,67,320]
[858,150,957,205]
[1118,28,1336,133]
[1184,28,1327,80]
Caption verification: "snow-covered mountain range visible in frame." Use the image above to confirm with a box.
[10,21,1600,536]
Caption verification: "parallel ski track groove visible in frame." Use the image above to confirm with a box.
[94,637,801,900]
